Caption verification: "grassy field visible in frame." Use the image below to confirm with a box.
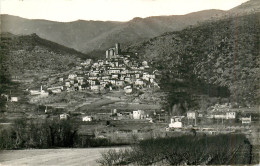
[0,147,124,166]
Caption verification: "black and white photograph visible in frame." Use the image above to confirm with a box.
[0,0,259,165]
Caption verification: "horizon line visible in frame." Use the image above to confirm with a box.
[1,9,227,23]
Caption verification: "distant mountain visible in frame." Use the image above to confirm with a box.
[127,12,260,107]
[1,9,224,53]
[80,10,225,52]
[0,15,122,52]
[0,33,87,77]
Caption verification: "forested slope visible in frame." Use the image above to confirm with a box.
[0,33,87,76]
[127,13,260,108]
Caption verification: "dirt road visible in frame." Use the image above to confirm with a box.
[0,147,123,166]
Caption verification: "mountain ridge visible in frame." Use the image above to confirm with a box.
[2,0,258,54]
[1,9,225,53]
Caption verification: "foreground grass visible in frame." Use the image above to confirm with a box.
[0,147,123,166]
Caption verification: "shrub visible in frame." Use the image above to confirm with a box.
[96,149,132,166]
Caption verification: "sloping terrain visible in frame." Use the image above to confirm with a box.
[80,10,225,53]
[127,12,260,107]
[229,0,260,14]
[0,33,89,110]
[0,33,86,76]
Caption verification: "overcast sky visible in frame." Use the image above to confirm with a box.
[1,0,249,22]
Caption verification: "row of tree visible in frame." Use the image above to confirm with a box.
[0,119,78,149]
[0,119,129,150]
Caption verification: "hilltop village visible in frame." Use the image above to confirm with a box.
[30,43,159,96]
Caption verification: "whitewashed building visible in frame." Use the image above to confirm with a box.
[68,74,77,80]
[142,61,148,66]
[226,112,236,119]
[187,111,198,119]
[169,116,184,128]
[242,116,251,124]
[30,86,49,97]
[142,73,150,81]
[90,85,100,91]
[116,80,124,86]
[112,74,118,79]
[60,113,69,120]
[135,79,144,86]
[47,86,64,94]
[213,114,226,119]
[133,110,145,119]
[10,97,18,102]
[124,77,131,82]
[82,116,93,122]
[77,77,84,84]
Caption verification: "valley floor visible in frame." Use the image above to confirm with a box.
[0,147,123,166]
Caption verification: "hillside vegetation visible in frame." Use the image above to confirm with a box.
[127,12,260,108]
[0,33,86,76]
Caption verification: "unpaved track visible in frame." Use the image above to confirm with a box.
[0,147,123,166]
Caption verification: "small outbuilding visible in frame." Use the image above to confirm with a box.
[187,111,198,119]
[133,110,145,119]
[169,116,184,128]
[10,97,18,102]
[242,116,251,124]
[82,116,93,122]
[60,113,70,120]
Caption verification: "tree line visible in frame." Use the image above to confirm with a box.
[0,119,120,149]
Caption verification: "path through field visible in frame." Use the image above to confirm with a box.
[0,147,123,166]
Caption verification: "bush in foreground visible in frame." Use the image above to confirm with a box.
[97,134,252,165]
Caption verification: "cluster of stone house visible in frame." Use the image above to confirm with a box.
[168,104,253,129]
[64,74,85,92]
[29,43,159,96]
[61,43,158,93]
[73,109,152,122]
[206,103,237,120]
[59,107,252,128]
